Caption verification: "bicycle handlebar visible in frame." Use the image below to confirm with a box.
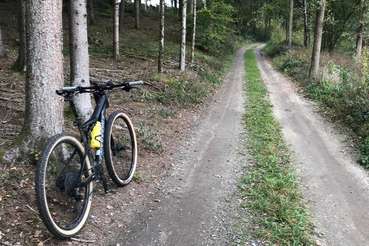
[56,80,144,97]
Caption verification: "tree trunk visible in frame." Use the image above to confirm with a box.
[303,0,309,48]
[309,0,326,80]
[288,0,294,48]
[179,0,187,71]
[119,0,125,32]
[356,0,365,60]
[135,0,140,29]
[203,0,206,9]
[191,0,196,64]
[356,23,364,60]
[179,0,183,17]
[158,0,165,73]
[14,0,26,71]
[88,0,96,25]
[24,0,64,144]
[69,0,93,122]
[113,0,120,61]
[0,26,6,58]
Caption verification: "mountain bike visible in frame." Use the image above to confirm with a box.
[35,80,143,239]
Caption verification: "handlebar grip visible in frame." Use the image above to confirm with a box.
[62,86,79,91]
[127,81,144,86]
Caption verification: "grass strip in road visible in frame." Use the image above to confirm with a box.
[239,49,313,245]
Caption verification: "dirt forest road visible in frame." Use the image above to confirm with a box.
[108,48,247,246]
[256,47,369,245]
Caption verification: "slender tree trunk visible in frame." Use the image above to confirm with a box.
[24,0,64,143]
[14,0,26,71]
[88,0,96,25]
[356,23,364,60]
[135,0,140,29]
[69,0,93,122]
[144,0,148,11]
[113,0,120,61]
[179,0,183,17]
[119,0,125,32]
[191,0,196,64]
[303,0,309,47]
[356,0,365,60]
[309,0,326,80]
[158,0,165,73]
[179,0,187,71]
[203,0,206,9]
[288,0,294,48]
[0,26,6,58]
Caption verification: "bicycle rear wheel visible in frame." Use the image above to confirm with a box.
[35,134,93,239]
[104,111,137,186]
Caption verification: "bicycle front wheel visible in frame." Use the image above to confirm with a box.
[104,111,137,186]
[35,134,93,239]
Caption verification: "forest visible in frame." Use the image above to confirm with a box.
[0,0,369,245]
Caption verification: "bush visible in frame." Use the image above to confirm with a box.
[195,0,236,55]
[263,42,287,58]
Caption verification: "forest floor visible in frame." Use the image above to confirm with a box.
[256,46,369,245]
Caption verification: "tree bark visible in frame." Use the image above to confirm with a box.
[356,0,365,60]
[15,0,26,71]
[303,0,309,48]
[309,0,326,80]
[179,0,183,17]
[174,0,177,10]
[24,0,64,143]
[135,0,140,29]
[113,0,120,61]
[0,26,6,58]
[158,0,165,73]
[179,0,187,71]
[69,0,93,122]
[119,0,125,32]
[288,0,294,48]
[190,0,196,64]
[356,23,364,60]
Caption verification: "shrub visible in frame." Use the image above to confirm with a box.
[195,0,236,55]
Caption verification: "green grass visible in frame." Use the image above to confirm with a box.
[239,50,313,245]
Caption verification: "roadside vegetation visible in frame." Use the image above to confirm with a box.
[263,41,369,167]
[239,49,313,244]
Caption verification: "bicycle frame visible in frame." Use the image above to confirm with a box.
[67,91,110,191]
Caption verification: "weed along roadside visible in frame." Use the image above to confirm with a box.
[263,42,369,169]
[238,49,313,244]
